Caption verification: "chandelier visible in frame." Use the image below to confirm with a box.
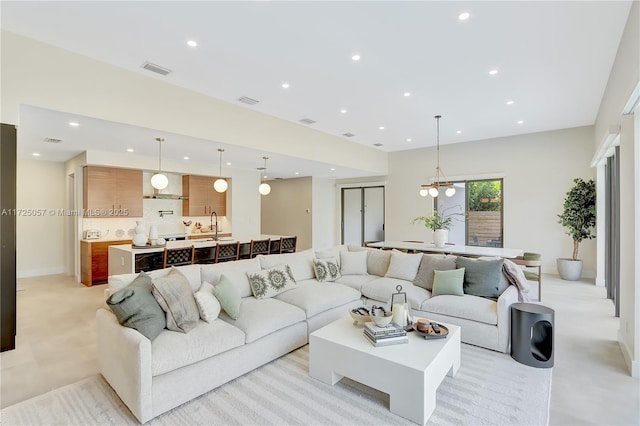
[419,115,455,198]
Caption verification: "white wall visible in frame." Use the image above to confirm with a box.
[593,0,639,377]
[261,177,313,250]
[311,177,337,250]
[16,159,66,277]
[386,126,596,275]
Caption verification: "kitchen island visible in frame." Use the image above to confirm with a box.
[108,235,287,275]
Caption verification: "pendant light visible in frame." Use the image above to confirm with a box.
[419,115,455,198]
[258,156,271,195]
[150,137,169,190]
[213,148,228,193]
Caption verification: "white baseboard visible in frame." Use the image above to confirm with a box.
[617,330,640,378]
[17,266,66,278]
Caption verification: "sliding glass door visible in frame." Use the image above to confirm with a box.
[341,186,385,246]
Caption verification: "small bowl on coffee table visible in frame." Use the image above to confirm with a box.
[370,305,393,327]
[349,306,371,325]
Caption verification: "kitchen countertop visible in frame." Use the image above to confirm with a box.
[109,234,289,254]
[81,231,227,243]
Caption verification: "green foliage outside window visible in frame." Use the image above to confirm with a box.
[468,180,502,211]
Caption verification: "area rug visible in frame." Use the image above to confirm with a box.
[1,343,551,425]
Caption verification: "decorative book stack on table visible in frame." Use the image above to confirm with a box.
[363,322,408,347]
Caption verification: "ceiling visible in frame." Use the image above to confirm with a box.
[1,1,633,178]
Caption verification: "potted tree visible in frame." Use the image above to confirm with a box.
[557,178,596,280]
[412,207,462,247]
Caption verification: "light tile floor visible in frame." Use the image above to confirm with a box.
[1,273,638,424]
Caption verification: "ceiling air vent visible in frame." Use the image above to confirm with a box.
[373,143,384,147]
[342,132,355,138]
[299,118,316,125]
[141,62,172,76]
[237,96,260,105]
[44,137,62,144]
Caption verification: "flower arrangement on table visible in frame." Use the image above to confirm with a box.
[412,206,464,230]
[412,206,464,247]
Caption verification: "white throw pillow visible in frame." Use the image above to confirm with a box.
[313,257,342,282]
[340,250,368,275]
[247,264,297,299]
[257,249,316,281]
[385,251,423,281]
[193,281,221,323]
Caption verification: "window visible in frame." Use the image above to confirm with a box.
[435,178,503,247]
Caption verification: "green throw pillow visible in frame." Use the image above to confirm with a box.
[457,257,507,298]
[431,268,465,296]
[213,274,241,320]
[413,254,457,290]
[107,271,166,341]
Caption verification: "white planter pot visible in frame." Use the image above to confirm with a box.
[433,229,449,248]
[557,258,583,281]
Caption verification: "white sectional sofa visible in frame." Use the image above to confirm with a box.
[96,245,522,423]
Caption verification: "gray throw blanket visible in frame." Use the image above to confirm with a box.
[502,259,532,302]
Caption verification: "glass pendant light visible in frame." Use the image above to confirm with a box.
[213,148,228,193]
[258,156,271,195]
[151,137,169,190]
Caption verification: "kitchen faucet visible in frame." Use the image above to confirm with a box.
[210,211,219,241]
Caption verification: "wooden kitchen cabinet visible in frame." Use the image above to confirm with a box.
[182,175,227,216]
[83,166,143,217]
[81,239,132,286]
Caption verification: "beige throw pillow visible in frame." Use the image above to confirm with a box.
[151,267,200,333]
[384,251,423,281]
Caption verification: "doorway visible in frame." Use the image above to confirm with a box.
[341,186,384,246]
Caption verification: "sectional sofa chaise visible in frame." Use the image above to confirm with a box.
[96,245,523,423]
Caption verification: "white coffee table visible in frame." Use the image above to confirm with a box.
[309,316,460,425]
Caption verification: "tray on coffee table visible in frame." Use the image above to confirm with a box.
[413,322,449,339]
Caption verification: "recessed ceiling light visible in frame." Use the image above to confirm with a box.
[340,109,347,114]
[281,82,290,88]
[458,12,471,21]
[295,172,299,175]
[517,120,524,124]
[351,54,361,61]
[127,148,134,152]
[330,168,335,171]
[68,122,79,127]
[226,162,232,166]
[489,69,499,75]
[506,100,515,105]
[183,156,190,160]
[187,40,197,47]
[403,92,411,97]
[456,130,462,134]
[406,138,412,142]
[378,126,385,130]
[32,152,40,157]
